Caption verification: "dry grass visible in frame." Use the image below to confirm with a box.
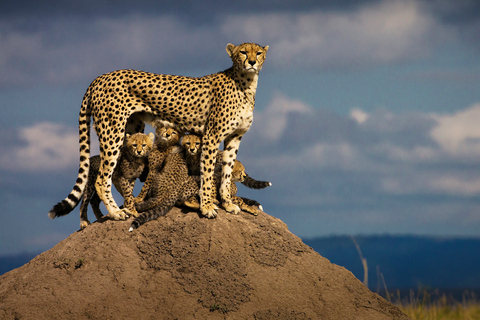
[392,289,480,320]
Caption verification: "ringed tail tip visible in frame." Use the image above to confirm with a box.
[129,221,139,232]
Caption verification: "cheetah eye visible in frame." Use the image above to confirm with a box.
[132,144,137,147]
[240,51,247,55]
[142,144,147,147]
[256,52,262,56]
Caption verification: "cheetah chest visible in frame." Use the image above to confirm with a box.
[236,101,254,131]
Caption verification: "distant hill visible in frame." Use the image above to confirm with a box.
[303,235,480,291]
[0,253,37,276]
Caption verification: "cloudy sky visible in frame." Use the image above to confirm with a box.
[1,0,480,256]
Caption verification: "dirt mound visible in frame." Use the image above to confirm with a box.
[0,208,408,319]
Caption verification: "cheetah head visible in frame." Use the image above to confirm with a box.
[231,160,247,182]
[226,43,269,74]
[154,123,181,146]
[125,132,154,158]
[181,134,202,156]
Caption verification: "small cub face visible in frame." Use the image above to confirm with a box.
[125,132,154,157]
[154,125,181,146]
[231,160,247,182]
[181,134,202,156]
[227,43,269,73]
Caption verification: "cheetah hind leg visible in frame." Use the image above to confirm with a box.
[95,133,129,221]
[97,179,129,221]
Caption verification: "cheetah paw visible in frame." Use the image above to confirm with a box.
[184,200,200,210]
[223,202,241,215]
[80,220,90,230]
[125,206,139,217]
[106,208,128,221]
[200,203,218,219]
[128,209,139,218]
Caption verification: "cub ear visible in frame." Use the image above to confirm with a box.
[148,132,155,140]
[126,133,131,139]
[226,43,236,57]
[263,45,269,52]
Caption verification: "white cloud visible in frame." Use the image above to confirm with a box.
[350,109,369,124]
[0,0,458,87]
[221,0,447,69]
[430,103,480,158]
[0,122,99,172]
[0,15,221,87]
[247,94,480,199]
[257,92,313,141]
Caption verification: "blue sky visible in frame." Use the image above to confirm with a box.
[1,0,480,255]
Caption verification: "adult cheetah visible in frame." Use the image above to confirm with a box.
[50,42,269,220]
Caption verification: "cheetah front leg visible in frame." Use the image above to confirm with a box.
[220,133,244,215]
[114,177,138,217]
[199,138,221,218]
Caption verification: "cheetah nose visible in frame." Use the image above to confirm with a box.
[248,60,256,66]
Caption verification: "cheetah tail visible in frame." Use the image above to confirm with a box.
[129,203,173,232]
[240,196,262,208]
[48,88,92,219]
[241,174,272,190]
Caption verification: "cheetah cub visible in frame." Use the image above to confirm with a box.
[181,133,271,212]
[48,132,154,229]
[135,121,182,204]
[182,133,272,189]
[129,135,271,231]
[129,149,199,231]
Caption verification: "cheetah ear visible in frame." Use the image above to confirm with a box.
[263,45,269,52]
[148,132,155,140]
[126,133,131,139]
[226,43,236,57]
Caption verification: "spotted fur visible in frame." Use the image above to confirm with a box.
[180,133,271,212]
[48,132,154,229]
[129,150,199,231]
[134,121,182,204]
[48,43,269,222]
[181,133,271,189]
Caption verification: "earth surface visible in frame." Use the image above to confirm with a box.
[0,207,409,319]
